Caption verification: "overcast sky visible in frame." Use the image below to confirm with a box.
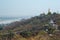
[0,0,60,17]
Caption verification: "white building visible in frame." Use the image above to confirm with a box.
[49,19,58,30]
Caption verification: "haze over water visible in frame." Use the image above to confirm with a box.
[0,18,21,24]
[0,16,31,24]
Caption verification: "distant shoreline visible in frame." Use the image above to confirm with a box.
[0,18,21,24]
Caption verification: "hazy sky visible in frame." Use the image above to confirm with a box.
[0,0,60,17]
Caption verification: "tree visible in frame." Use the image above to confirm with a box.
[0,27,3,30]
[40,13,45,17]
[53,12,57,15]
[0,25,3,30]
[47,9,52,15]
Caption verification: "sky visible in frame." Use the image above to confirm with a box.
[0,0,60,17]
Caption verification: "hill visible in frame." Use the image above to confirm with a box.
[0,10,60,40]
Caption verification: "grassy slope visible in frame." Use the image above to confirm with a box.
[12,31,60,40]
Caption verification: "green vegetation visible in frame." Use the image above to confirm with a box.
[0,10,60,40]
[20,31,32,37]
[38,30,46,35]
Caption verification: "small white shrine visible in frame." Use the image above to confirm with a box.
[49,19,58,30]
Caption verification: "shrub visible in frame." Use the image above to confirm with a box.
[38,30,46,35]
[20,31,32,37]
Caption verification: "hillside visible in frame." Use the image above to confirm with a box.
[0,11,60,40]
[3,11,60,31]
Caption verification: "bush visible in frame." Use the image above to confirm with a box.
[0,27,3,30]
[48,28,55,34]
[38,30,46,35]
[20,31,32,37]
